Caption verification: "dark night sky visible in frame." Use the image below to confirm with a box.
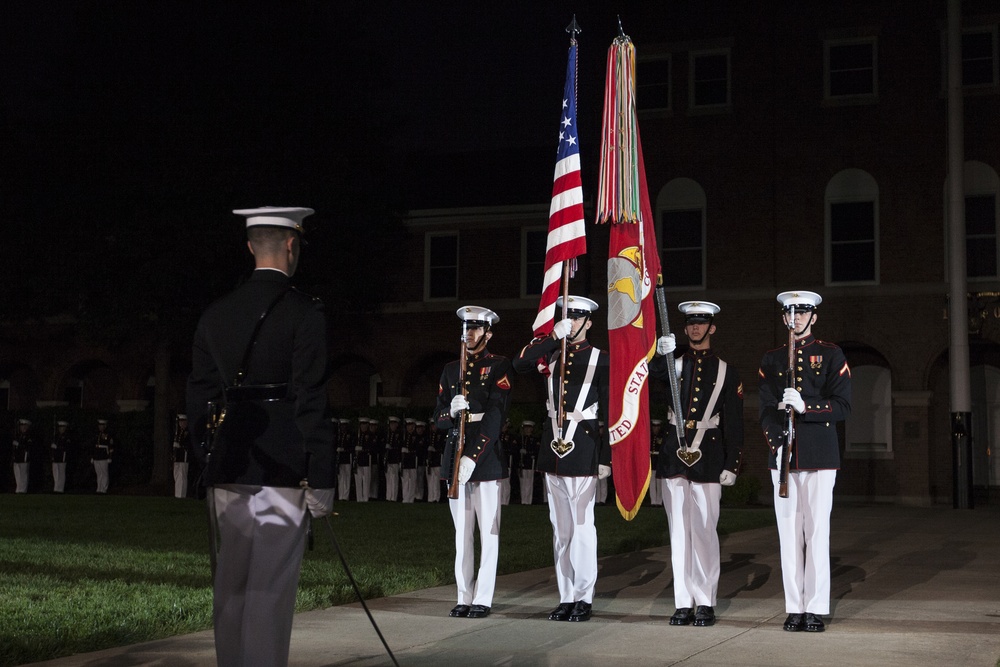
[4,1,682,219]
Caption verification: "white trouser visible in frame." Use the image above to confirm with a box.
[449,479,502,607]
[500,477,511,505]
[545,474,599,604]
[337,464,352,501]
[519,469,535,504]
[13,463,29,493]
[385,463,400,501]
[212,485,308,667]
[661,477,722,608]
[52,462,66,493]
[649,472,662,505]
[94,460,110,493]
[354,465,371,502]
[771,469,837,615]
[174,462,189,498]
[401,468,417,503]
[426,467,442,502]
[416,466,425,499]
[369,466,380,499]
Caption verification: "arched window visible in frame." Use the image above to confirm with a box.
[825,168,879,284]
[845,365,892,458]
[656,178,706,289]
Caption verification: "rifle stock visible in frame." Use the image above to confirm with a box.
[447,333,470,500]
[778,306,796,499]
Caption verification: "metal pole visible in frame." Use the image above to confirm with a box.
[947,0,973,509]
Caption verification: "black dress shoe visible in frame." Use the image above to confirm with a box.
[449,604,470,617]
[466,604,491,619]
[669,607,693,626]
[568,601,592,622]
[803,613,825,632]
[693,605,716,627]
[548,602,575,621]
[783,613,805,632]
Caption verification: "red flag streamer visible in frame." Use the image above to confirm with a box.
[598,31,661,520]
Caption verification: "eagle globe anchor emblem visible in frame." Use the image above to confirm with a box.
[551,437,575,457]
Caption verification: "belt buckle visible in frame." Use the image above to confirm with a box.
[685,419,696,430]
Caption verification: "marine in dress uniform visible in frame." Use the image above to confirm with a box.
[186,206,335,667]
[384,416,403,502]
[353,418,373,502]
[172,414,191,498]
[92,419,114,494]
[400,418,419,503]
[12,418,33,493]
[435,306,512,619]
[50,420,70,493]
[650,301,743,628]
[369,418,383,500]
[758,291,851,634]
[513,295,611,623]
[425,421,444,503]
[336,418,353,501]
[648,419,664,506]
[517,421,540,505]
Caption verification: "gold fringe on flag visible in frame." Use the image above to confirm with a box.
[596,35,640,225]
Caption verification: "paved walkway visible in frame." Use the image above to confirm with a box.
[23,504,1000,666]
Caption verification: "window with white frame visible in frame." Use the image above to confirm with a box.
[689,50,730,109]
[637,56,671,111]
[826,168,879,284]
[845,365,892,458]
[656,178,706,289]
[825,38,877,99]
[947,161,1000,280]
[962,27,999,87]
[523,227,547,297]
[425,232,458,300]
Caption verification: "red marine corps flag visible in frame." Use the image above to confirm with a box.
[532,22,587,337]
[597,29,662,520]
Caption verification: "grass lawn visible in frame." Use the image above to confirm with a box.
[0,493,774,666]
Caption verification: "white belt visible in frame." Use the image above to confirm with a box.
[547,402,599,422]
[466,412,484,423]
[667,413,720,430]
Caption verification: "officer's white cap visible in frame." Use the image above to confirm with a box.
[57,420,69,426]
[18,418,31,425]
[233,206,314,233]
[678,301,720,322]
[177,414,188,420]
[388,416,400,423]
[777,290,822,311]
[338,418,350,424]
[456,305,499,326]
[403,417,415,424]
[651,418,662,425]
[556,295,599,315]
[97,419,108,425]
[415,420,427,427]
[358,417,370,424]
[522,420,535,427]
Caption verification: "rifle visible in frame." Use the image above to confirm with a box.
[778,305,796,499]
[446,324,470,500]
[654,276,694,465]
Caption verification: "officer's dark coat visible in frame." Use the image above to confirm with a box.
[186,269,334,488]
[649,348,743,482]
[513,336,610,476]
[434,348,512,482]
[758,334,852,470]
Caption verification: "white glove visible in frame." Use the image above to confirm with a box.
[336,447,344,453]
[552,318,574,340]
[720,470,737,486]
[301,481,334,518]
[457,456,476,484]
[656,334,676,356]
[354,445,363,452]
[449,394,470,418]
[12,440,18,447]
[401,447,410,453]
[428,446,436,453]
[782,387,805,414]
[598,464,611,480]
[520,448,527,455]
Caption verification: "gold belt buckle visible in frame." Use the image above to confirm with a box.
[685,419,696,430]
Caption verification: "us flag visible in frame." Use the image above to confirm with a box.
[531,39,587,337]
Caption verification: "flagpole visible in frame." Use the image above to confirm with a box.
[555,16,581,444]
